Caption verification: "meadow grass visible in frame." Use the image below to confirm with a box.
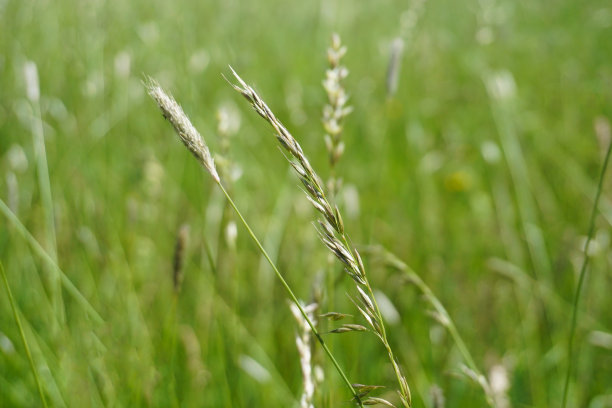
[1,0,612,406]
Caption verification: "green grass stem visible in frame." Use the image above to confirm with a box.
[561,139,612,407]
[217,182,363,407]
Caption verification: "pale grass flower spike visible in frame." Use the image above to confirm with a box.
[323,33,353,195]
[290,302,318,408]
[229,68,412,408]
[146,75,364,406]
[145,78,220,183]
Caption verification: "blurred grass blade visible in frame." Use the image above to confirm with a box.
[24,61,64,326]
[562,137,612,407]
[485,70,552,283]
[1,261,49,408]
[0,198,103,325]
[146,79,363,406]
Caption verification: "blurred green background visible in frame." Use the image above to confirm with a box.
[1,0,612,406]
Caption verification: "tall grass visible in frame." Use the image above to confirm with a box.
[1,0,611,406]
[146,78,363,406]
[228,68,412,407]
[562,135,612,407]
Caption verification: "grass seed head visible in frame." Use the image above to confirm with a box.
[145,77,220,183]
[172,223,190,293]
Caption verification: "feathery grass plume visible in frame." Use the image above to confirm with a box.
[146,76,363,406]
[228,68,411,407]
[145,77,220,183]
[290,302,318,408]
[172,224,190,293]
[323,34,353,196]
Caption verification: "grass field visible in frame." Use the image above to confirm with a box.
[2,0,612,406]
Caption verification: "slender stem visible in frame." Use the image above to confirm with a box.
[202,238,218,276]
[409,271,477,371]
[217,183,363,407]
[368,246,496,407]
[562,140,612,408]
[1,261,49,408]
[340,234,411,406]
[408,269,498,406]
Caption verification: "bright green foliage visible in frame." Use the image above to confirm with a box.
[1,0,612,406]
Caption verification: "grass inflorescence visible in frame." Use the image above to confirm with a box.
[2,2,612,407]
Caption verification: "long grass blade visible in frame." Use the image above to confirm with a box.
[1,261,49,408]
[0,198,104,324]
[561,138,612,407]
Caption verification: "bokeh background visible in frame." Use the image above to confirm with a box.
[1,0,612,406]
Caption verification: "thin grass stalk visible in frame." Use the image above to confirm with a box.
[214,107,239,296]
[365,245,497,407]
[227,68,410,407]
[561,137,612,408]
[0,198,103,324]
[485,72,552,282]
[169,230,185,404]
[1,261,49,408]
[16,313,69,406]
[145,78,363,407]
[219,183,362,407]
[201,249,297,405]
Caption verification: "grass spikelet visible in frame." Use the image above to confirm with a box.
[290,302,318,408]
[320,312,352,321]
[228,68,412,407]
[363,396,396,407]
[146,76,363,407]
[323,33,352,195]
[145,78,220,183]
[328,324,368,334]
